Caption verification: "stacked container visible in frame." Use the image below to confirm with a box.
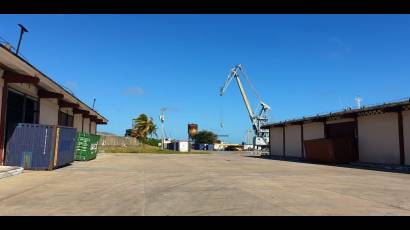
[74,132,100,161]
[5,123,77,170]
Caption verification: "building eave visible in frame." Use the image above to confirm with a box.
[262,98,410,129]
[0,44,108,123]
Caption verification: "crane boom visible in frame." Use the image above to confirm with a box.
[220,65,256,126]
[220,64,270,148]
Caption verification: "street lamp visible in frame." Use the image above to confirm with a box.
[16,24,28,55]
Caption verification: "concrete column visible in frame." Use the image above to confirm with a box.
[0,77,4,125]
[269,127,284,156]
[285,125,302,158]
[0,70,5,165]
[73,113,83,132]
[90,121,96,134]
[403,110,410,165]
[83,118,90,133]
[39,98,59,125]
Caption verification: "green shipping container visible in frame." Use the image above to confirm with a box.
[74,132,101,161]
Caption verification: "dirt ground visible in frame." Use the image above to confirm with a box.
[0,152,410,216]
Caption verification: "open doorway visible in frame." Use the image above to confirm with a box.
[325,121,358,161]
[4,88,39,148]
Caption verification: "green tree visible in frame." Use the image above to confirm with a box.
[142,138,161,147]
[125,129,132,137]
[131,114,157,142]
[192,130,219,144]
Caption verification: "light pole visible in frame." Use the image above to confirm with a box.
[160,109,165,149]
[16,24,28,55]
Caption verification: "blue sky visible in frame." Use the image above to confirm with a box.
[1,14,410,143]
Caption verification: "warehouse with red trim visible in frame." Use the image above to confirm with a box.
[0,43,108,165]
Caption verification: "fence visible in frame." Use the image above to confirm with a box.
[98,135,139,147]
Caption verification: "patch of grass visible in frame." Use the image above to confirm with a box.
[98,145,210,154]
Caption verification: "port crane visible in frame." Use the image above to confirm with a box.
[220,64,270,149]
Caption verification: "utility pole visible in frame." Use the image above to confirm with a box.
[16,24,28,55]
[160,108,166,149]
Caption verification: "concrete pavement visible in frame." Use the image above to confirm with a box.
[0,152,410,215]
[0,166,23,180]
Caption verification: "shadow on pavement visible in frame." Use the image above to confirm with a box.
[246,155,410,175]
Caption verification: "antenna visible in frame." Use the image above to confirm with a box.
[355,96,362,109]
[16,24,28,55]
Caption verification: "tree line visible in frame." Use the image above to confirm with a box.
[126,113,220,145]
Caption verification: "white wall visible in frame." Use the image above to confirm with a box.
[39,98,59,125]
[90,121,96,134]
[403,110,410,166]
[73,113,83,132]
[303,122,325,140]
[285,125,302,158]
[270,127,284,156]
[358,112,400,164]
[83,118,90,133]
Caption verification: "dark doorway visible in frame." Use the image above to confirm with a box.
[325,121,358,161]
[5,89,39,146]
[58,111,74,127]
[326,122,356,139]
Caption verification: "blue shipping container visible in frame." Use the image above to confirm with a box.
[55,127,77,167]
[5,124,55,170]
[5,123,77,170]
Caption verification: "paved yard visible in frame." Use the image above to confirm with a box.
[0,152,410,215]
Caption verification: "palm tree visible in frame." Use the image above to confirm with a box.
[132,114,157,142]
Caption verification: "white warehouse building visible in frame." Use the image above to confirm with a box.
[262,99,410,166]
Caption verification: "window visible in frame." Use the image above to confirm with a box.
[7,89,39,124]
[58,111,74,127]
[24,97,40,124]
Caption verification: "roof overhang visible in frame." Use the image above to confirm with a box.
[58,100,80,108]
[2,70,40,84]
[0,44,108,123]
[38,88,64,99]
[73,108,89,115]
[262,98,410,129]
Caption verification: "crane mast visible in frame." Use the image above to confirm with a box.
[220,64,270,148]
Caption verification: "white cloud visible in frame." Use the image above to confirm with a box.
[65,81,78,90]
[125,87,144,96]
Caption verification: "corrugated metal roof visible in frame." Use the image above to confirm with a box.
[262,98,410,129]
